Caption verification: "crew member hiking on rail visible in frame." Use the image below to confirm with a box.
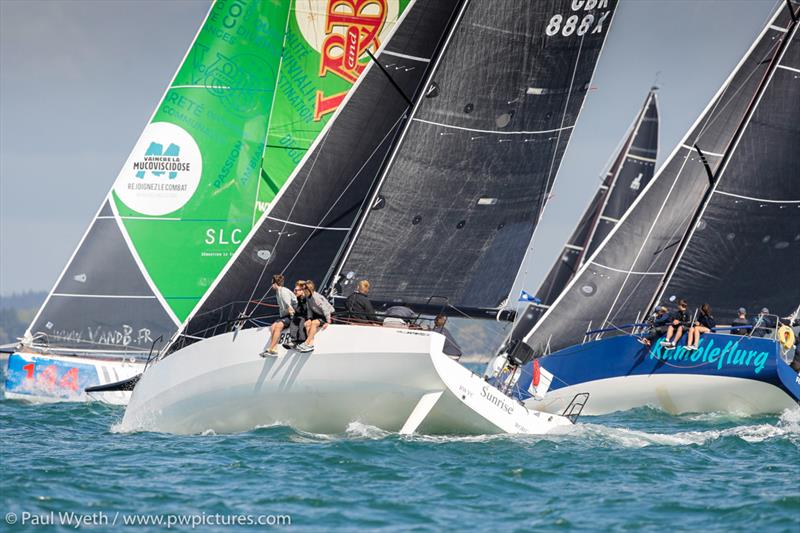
[640,306,670,347]
[289,281,309,348]
[261,274,296,356]
[660,299,689,350]
[300,280,335,353]
[346,280,377,323]
[686,303,715,350]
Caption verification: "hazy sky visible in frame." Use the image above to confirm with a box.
[0,0,777,296]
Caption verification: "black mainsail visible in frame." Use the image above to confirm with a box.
[334,0,618,313]
[523,3,799,353]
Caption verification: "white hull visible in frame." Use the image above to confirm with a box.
[121,325,573,435]
[525,374,797,416]
[3,351,143,405]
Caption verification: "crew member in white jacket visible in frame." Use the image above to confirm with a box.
[298,280,335,353]
[261,274,297,356]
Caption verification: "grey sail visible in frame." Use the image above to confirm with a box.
[658,15,800,321]
[336,0,618,313]
[27,203,177,354]
[535,89,658,311]
[179,0,464,342]
[524,4,798,353]
[585,90,659,258]
[510,89,659,343]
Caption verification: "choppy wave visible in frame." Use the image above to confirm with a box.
[2,399,799,530]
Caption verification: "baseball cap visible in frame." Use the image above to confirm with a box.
[760,307,769,314]
[738,307,746,314]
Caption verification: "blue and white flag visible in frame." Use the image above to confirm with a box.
[518,290,541,304]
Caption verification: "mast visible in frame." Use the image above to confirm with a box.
[577,89,658,269]
[503,88,659,346]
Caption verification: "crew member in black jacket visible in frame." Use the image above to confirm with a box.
[346,280,377,323]
[660,299,689,350]
[686,303,715,350]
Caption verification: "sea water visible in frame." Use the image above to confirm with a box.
[1,398,798,532]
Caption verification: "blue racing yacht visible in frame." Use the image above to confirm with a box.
[488,2,800,416]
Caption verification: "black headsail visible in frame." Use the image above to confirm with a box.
[178,0,465,343]
[530,89,659,320]
[523,3,799,354]
[333,0,618,315]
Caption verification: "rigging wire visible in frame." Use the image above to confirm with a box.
[246,112,410,314]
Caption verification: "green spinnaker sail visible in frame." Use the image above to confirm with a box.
[113,0,410,322]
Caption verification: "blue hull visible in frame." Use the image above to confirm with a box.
[513,334,800,415]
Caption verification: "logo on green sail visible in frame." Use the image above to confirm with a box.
[294,0,400,120]
[115,122,203,216]
[650,337,771,374]
[135,142,182,180]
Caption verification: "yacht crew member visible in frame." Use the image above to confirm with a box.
[660,299,689,350]
[261,274,296,356]
[751,307,775,337]
[383,305,416,327]
[430,314,463,359]
[346,280,377,323]
[300,280,335,353]
[686,303,715,350]
[731,307,749,335]
[640,306,670,347]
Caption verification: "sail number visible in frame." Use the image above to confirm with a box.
[546,0,612,37]
[21,363,80,391]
